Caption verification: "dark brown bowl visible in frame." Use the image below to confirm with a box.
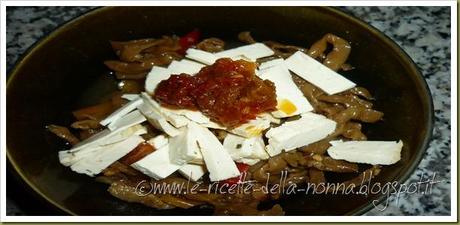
[7,6,433,216]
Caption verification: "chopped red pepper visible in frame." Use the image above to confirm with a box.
[221,163,250,185]
[178,29,201,54]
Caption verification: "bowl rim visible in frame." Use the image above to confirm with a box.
[327,7,434,216]
[6,6,105,216]
[6,6,434,216]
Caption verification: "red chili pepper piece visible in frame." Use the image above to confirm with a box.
[221,163,250,185]
[178,29,201,54]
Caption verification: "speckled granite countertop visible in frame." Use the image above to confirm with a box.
[6,6,451,216]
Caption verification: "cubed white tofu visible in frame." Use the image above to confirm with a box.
[178,164,207,181]
[229,117,271,138]
[265,112,337,156]
[224,133,269,162]
[145,66,172,94]
[137,102,181,137]
[107,110,146,131]
[285,51,356,95]
[99,97,143,126]
[121,94,140,101]
[258,65,314,118]
[327,140,403,165]
[186,48,218,65]
[215,43,274,61]
[169,124,204,165]
[147,134,169,149]
[189,122,240,181]
[69,135,145,176]
[168,59,205,75]
[131,144,181,180]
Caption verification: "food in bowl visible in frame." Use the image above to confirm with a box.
[47,30,403,215]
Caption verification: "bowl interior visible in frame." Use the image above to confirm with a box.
[7,6,432,215]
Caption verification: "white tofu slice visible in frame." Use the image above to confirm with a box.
[131,144,181,180]
[214,49,243,59]
[155,104,211,125]
[121,94,140,101]
[142,92,213,126]
[258,58,285,70]
[147,134,169,149]
[190,122,240,181]
[99,97,143,126]
[107,110,146,131]
[241,135,269,160]
[68,129,113,152]
[144,60,205,95]
[179,110,210,124]
[137,102,181,137]
[178,164,207,182]
[140,93,189,128]
[230,55,255,62]
[258,113,281,124]
[327,140,403,165]
[168,59,205,75]
[259,65,313,118]
[169,124,203,165]
[285,51,356,95]
[236,158,260,166]
[59,125,147,166]
[59,146,100,167]
[201,120,227,130]
[69,135,145,176]
[101,124,147,146]
[228,116,271,138]
[186,48,218,65]
[215,43,274,61]
[145,66,172,94]
[265,112,337,156]
[68,124,146,153]
[224,134,269,162]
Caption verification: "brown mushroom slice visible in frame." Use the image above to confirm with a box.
[307,33,351,71]
[46,124,80,145]
[108,180,175,210]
